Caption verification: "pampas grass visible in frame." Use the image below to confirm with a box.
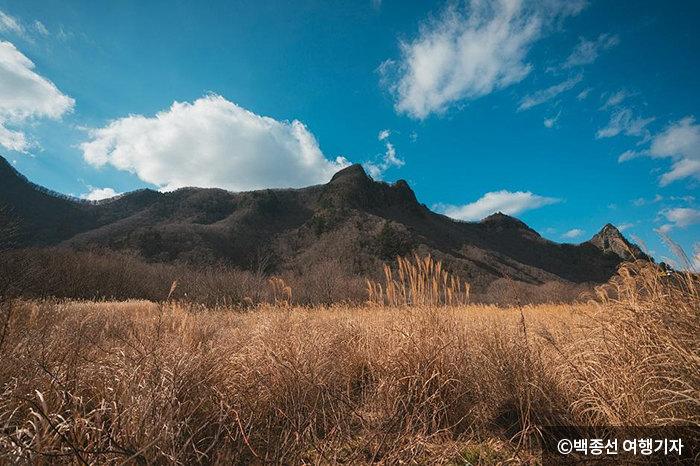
[367,254,470,306]
[0,257,697,464]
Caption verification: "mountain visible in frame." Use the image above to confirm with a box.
[588,223,646,262]
[0,156,648,290]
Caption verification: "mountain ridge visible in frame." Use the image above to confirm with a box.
[0,156,649,290]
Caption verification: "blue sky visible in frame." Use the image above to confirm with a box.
[0,0,698,267]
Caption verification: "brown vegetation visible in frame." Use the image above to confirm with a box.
[0,247,369,307]
[0,258,698,465]
[0,247,595,307]
[367,254,471,306]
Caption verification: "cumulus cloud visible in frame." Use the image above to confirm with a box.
[518,73,582,110]
[596,107,654,139]
[0,124,29,152]
[80,186,121,201]
[434,190,561,221]
[659,207,700,231]
[561,228,585,239]
[80,95,350,192]
[0,42,73,120]
[562,33,619,69]
[0,41,75,152]
[364,129,404,180]
[381,0,587,119]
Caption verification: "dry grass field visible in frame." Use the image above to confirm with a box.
[0,259,698,465]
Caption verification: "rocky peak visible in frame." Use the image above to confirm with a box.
[322,164,421,212]
[588,223,646,262]
[329,164,371,184]
[479,212,538,235]
[481,212,526,226]
[598,223,623,238]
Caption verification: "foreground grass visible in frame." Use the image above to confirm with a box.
[0,262,698,465]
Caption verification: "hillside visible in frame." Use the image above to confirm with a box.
[0,156,648,290]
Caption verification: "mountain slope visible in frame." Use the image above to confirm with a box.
[0,157,648,289]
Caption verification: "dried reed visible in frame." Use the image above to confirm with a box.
[367,253,470,306]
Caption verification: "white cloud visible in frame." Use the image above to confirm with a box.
[518,73,582,110]
[0,124,29,152]
[660,207,700,230]
[80,94,350,192]
[56,26,72,41]
[435,190,561,221]
[660,159,700,187]
[382,0,587,119]
[364,138,405,180]
[620,117,700,186]
[618,149,639,162]
[600,90,630,110]
[0,10,53,39]
[576,87,592,101]
[596,107,654,139]
[33,20,49,36]
[617,222,634,232]
[372,0,382,10]
[0,41,75,152]
[631,194,662,207]
[0,10,23,35]
[670,195,695,203]
[562,228,585,239]
[648,117,700,186]
[562,33,619,69]
[543,110,561,128]
[366,128,404,180]
[80,186,121,201]
[0,42,73,120]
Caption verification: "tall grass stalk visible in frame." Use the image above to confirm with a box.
[367,254,470,306]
